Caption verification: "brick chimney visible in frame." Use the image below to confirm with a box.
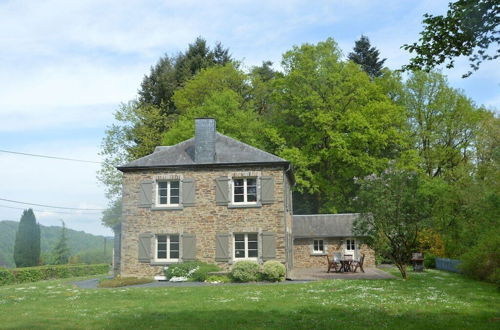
[194,118,216,163]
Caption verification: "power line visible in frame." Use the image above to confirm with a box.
[0,198,107,211]
[0,149,103,164]
[0,204,103,215]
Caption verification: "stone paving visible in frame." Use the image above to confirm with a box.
[288,267,396,280]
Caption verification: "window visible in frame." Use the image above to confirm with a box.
[233,178,257,204]
[156,234,179,261]
[234,233,258,259]
[313,239,325,254]
[346,239,356,251]
[156,180,180,206]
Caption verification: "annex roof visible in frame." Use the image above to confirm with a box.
[292,213,362,238]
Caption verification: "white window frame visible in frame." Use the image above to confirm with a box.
[155,180,180,207]
[312,239,325,254]
[232,177,258,205]
[154,234,180,262]
[233,233,259,260]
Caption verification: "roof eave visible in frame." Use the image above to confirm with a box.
[116,161,290,172]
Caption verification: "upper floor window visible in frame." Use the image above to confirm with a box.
[156,234,179,261]
[233,178,257,204]
[156,180,180,206]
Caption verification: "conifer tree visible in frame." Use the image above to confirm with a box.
[13,209,40,267]
[52,221,70,265]
[348,35,386,78]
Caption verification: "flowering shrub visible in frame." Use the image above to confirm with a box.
[230,261,260,282]
[261,261,286,282]
[164,261,220,282]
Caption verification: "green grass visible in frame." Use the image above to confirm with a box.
[98,276,153,288]
[0,268,498,329]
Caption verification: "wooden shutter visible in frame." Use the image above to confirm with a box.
[138,233,153,263]
[215,177,230,206]
[182,178,196,207]
[215,233,231,262]
[260,176,275,205]
[261,232,276,261]
[181,234,197,261]
[138,181,153,208]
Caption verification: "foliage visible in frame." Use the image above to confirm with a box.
[424,254,436,269]
[205,274,231,283]
[13,209,41,267]
[348,35,386,78]
[52,221,70,265]
[1,268,499,328]
[460,228,500,285]
[164,261,220,282]
[0,264,109,286]
[261,260,286,282]
[402,0,500,77]
[230,260,261,282]
[271,38,408,213]
[98,276,153,288]
[354,169,432,279]
[417,228,445,257]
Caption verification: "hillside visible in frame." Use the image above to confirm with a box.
[0,220,113,268]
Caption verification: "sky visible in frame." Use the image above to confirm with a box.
[0,0,498,236]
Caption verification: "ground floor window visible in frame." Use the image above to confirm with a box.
[234,233,258,259]
[156,234,179,261]
[312,239,324,254]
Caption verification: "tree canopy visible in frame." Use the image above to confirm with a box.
[348,35,386,78]
[13,209,40,267]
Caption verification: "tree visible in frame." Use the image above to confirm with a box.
[348,35,386,78]
[13,209,40,267]
[52,221,70,265]
[402,0,500,77]
[354,169,431,279]
[271,38,408,213]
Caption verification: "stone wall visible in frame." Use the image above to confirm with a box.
[293,238,375,269]
[120,166,290,278]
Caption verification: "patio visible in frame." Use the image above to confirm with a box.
[288,267,396,280]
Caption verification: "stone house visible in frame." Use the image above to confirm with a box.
[114,118,374,278]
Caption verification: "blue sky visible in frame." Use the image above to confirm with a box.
[0,0,498,236]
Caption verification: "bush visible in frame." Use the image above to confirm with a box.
[98,276,153,288]
[261,261,286,282]
[230,261,260,282]
[164,261,220,282]
[424,254,436,269]
[0,264,109,286]
[460,230,500,286]
[205,275,231,283]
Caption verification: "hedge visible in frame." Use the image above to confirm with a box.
[0,264,109,286]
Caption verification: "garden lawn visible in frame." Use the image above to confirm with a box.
[0,268,498,329]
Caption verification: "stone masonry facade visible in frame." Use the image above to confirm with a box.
[293,238,375,269]
[120,166,292,278]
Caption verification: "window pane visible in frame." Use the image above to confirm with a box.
[313,240,318,250]
[235,234,245,242]
[170,235,179,243]
[248,241,258,250]
[234,187,244,194]
[247,194,257,202]
[157,251,167,259]
[234,195,244,202]
[170,196,180,204]
[247,186,257,194]
[159,196,168,204]
[235,249,245,258]
[170,251,179,259]
[246,178,256,186]
[157,235,167,243]
[247,234,258,242]
[158,182,168,189]
[319,240,324,251]
[170,181,179,189]
[235,241,245,250]
[170,188,180,197]
[248,249,258,257]
[234,179,244,187]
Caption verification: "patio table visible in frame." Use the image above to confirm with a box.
[339,256,353,272]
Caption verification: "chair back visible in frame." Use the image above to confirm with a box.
[344,254,353,261]
[333,252,342,262]
[359,254,365,265]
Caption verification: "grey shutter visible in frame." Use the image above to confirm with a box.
[261,232,276,261]
[139,180,153,208]
[260,176,275,204]
[215,177,230,206]
[181,234,197,261]
[138,233,153,263]
[182,178,196,207]
[215,233,231,262]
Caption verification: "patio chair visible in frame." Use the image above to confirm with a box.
[352,254,365,273]
[326,254,341,273]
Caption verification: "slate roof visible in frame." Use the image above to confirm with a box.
[292,214,361,238]
[117,133,289,171]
